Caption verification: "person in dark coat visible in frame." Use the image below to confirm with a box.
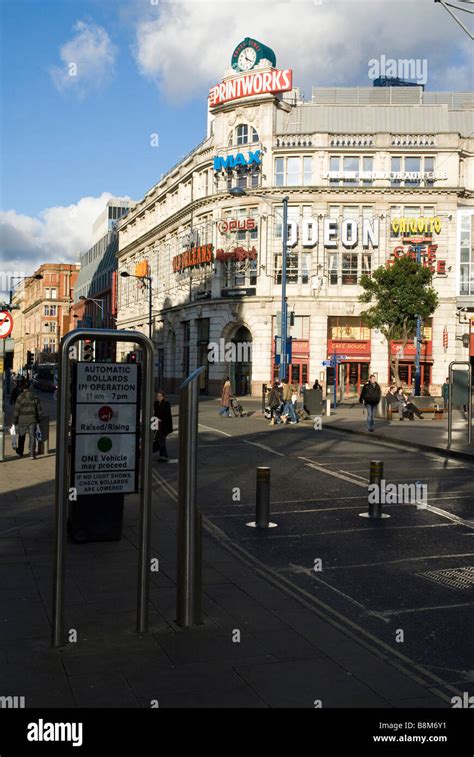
[359,374,381,432]
[12,380,42,458]
[10,377,25,406]
[153,390,173,462]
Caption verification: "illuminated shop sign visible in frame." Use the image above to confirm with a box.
[209,69,292,108]
[322,171,447,181]
[388,243,446,274]
[217,218,257,233]
[391,217,442,234]
[213,151,261,172]
[172,244,214,273]
[215,246,257,262]
[286,218,379,249]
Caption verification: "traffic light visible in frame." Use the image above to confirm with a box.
[462,333,470,349]
[27,350,34,368]
[83,340,94,362]
[127,351,137,364]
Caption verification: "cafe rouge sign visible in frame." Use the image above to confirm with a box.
[172,244,214,273]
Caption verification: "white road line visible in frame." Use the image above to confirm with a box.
[300,456,474,532]
[243,440,285,457]
[198,423,232,437]
[287,563,389,621]
[365,601,474,619]
[241,523,453,539]
[322,552,474,571]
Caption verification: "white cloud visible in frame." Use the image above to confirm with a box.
[133,0,473,103]
[0,193,130,299]
[50,19,118,99]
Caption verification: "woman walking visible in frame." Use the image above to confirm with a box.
[153,390,173,462]
[218,377,232,418]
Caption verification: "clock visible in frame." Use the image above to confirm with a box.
[231,38,277,72]
[237,47,257,72]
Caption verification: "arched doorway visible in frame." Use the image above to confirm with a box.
[230,325,252,396]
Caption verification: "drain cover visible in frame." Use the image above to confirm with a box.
[419,566,474,591]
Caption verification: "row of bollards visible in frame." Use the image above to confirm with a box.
[248,461,392,529]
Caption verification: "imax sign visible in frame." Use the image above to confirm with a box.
[213,150,261,172]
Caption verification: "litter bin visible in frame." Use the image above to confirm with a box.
[68,494,125,543]
[305,389,323,415]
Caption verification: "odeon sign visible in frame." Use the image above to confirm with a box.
[286,218,379,248]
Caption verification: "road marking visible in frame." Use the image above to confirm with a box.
[241,523,453,539]
[149,468,460,703]
[198,423,232,438]
[365,601,474,619]
[287,563,388,621]
[323,552,474,570]
[243,440,284,457]
[300,456,474,531]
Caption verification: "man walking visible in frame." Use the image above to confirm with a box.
[441,377,450,410]
[12,380,42,458]
[153,390,173,462]
[359,374,381,432]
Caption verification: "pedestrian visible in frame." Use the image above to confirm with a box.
[404,390,425,421]
[313,379,321,391]
[441,377,450,410]
[10,376,25,406]
[386,384,404,420]
[268,381,282,425]
[218,377,232,417]
[281,379,298,424]
[12,379,42,458]
[359,374,381,432]
[153,390,173,462]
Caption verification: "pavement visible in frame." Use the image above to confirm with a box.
[0,394,465,708]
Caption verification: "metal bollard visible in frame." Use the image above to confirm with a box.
[359,460,390,519]
[246,467,277,528]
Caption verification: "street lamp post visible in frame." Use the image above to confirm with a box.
[414,244,422,396]
[79,296,105,327]
[120,272,153,339]
[229,188,289,380]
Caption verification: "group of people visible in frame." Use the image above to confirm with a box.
[265,378,322,426]
[9,376,43,458]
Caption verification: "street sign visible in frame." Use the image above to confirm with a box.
[322,360,332,367]
[72,362,140,495]
[0,311,13,339]
[335,355,347,361]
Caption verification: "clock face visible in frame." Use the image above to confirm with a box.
[237,47,257,71]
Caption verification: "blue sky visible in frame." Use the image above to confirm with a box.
[0,0,472,294]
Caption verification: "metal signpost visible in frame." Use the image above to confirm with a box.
[52,329,154,648]
[322,354,347,409]
[447,361,472,447]
[0,310,14,462]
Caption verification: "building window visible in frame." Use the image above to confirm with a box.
[44,304,57,316]
[390,156,435,187]
[460,212,474,295]
[274,156,312,186]
[329,155,373,186]
[228,124,260,146]
[342,253,358,285]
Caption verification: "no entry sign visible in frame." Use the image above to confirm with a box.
[72,362,140,495]
[0,311,13,339]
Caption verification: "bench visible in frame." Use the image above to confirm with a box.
[386,396,444,421]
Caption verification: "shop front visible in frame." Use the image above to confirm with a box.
[326,318,372,397]
[390,330,433,392]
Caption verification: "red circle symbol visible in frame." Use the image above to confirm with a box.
[0,311,14,339]
[98,406,114,422]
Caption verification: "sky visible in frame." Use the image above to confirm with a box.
[0,0,472,298]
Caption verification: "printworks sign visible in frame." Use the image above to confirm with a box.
[172,244,214,273]
[209,69,292,107]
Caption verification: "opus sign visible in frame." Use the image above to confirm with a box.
[72,363,140,495]
[217,218,256,233]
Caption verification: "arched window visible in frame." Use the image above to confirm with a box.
[228,124,259,147]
